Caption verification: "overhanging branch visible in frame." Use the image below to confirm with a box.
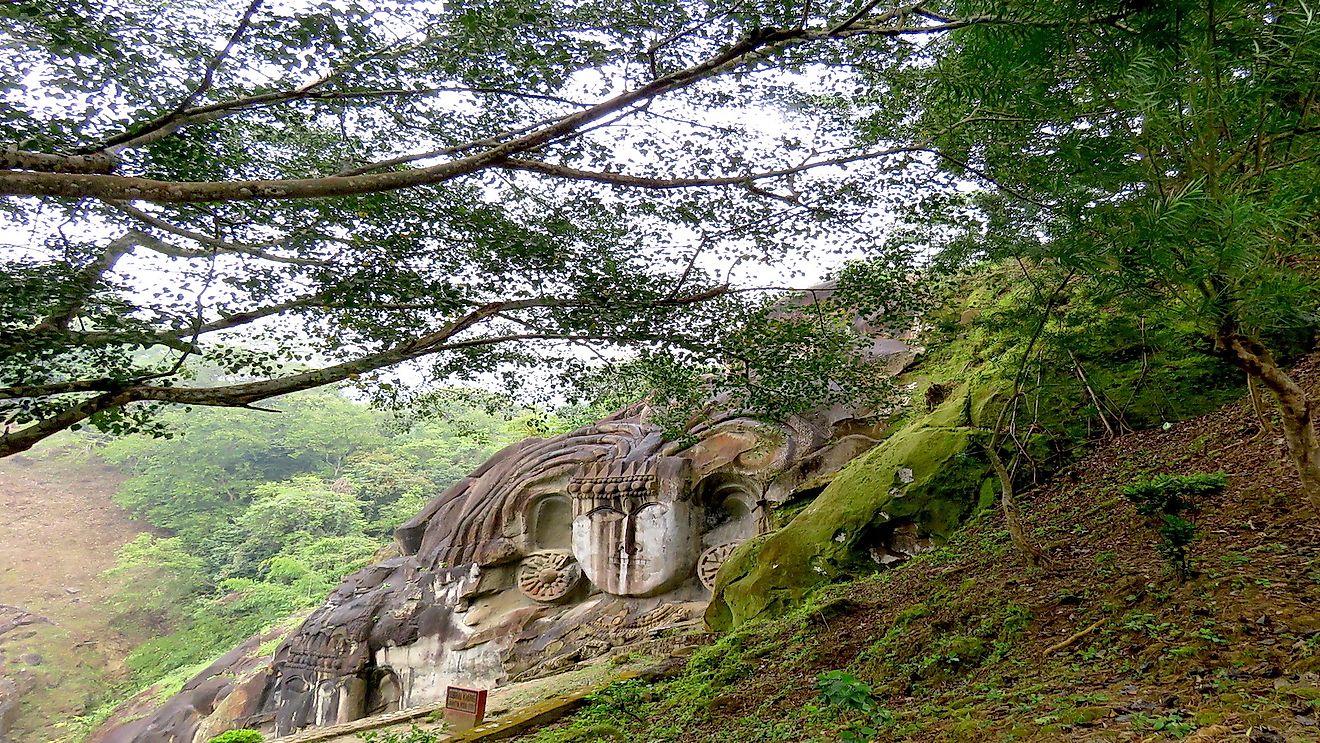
[109,203,332,266]
[2,6,1132,204]
[0,285,731,456]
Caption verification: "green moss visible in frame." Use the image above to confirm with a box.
[707,423,988,630]
[977,478,998,511]
[1191,710,1225,726]
[704,261,1248,632]
[1282,686,1320,701]
[940,636,989,664]
[894,603,931,624]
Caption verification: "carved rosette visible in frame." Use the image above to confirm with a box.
[697,542,741,591]
[516,551,583,603]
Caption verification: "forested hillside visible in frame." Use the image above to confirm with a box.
[1,390,550,742]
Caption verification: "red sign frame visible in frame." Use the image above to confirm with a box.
[444,686,488,724]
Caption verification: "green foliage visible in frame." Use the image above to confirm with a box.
[207,731,265,743]
[583,680,648,724]
[927,263,1245,446]
[99,389,385,555]
[1128,712,1197,738]
[102,534,210,633]
[886,0,1320,480]
[1122,473,1227,580]
[815,670,874,711]
[232,477,365,575]
[1122,473,1229,517]
[358,726,443,743]
[815,670,895,743]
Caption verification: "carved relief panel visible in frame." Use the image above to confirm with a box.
[568,456,700,597]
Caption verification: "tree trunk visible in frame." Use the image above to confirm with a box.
[987,443,1051,567]
[1216,332,1320,508]
[1247,374,1274,438]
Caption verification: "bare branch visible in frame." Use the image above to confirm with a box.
[81,20,438,155]
[169,0,265,117]
[108,203,332,266]
[31,233,136,332]
[500,147,922,190]
[335,114,569,176]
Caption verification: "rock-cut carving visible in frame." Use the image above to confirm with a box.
[697,542,742,591]
[569,456,698,597]
[516,551,582,603]
[90,297,918,743]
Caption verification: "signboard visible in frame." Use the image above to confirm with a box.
[444,686,488,730]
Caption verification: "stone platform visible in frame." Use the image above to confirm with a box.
[273,657,650,743]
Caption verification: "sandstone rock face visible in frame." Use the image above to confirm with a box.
[94,397,901,743]
[705,381,1008,631]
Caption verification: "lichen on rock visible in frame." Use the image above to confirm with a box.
[706,406,993,630]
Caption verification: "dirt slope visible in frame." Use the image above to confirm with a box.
[516,357,1320,742]
[0,450,146,743]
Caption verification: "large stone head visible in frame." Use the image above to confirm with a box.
[567,456,698,597]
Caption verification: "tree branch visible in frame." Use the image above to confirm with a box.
[31,233,136,332]
[0,390,136,456]
[0,147,115,174]
[80,20,434,155]
[0,286,731,456]
[168,0,265,118]
[5,9,1131,203]
[499,148,922,190]
[108,203,332,266]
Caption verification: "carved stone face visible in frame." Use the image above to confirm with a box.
[569,457,699,597]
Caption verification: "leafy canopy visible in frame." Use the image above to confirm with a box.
[0,0,1004,455]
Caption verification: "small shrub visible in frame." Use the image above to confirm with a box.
[815,670,894,743]
[207,731,265,743]
[358,726,443,743]
[1122,473,1226,580]
[815,670,874,711]
[1128,711,1197,738]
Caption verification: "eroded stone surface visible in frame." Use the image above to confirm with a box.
[93,310,918,743]
[95,399,898,743]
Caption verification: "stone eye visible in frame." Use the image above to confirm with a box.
[629,501,665,517]
[586,506,626,522]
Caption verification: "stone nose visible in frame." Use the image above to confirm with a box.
[622,515,639,555]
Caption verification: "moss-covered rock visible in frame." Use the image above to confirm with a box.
[706,261,1250,632]
[706,416,991,630]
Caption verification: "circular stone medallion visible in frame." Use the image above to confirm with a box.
[517,551,583,603]
[697,542,742,591]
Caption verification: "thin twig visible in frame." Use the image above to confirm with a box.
[1044,617,1107,655]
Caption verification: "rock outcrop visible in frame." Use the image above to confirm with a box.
[705,385,1002,630]
[92,394,906,742]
